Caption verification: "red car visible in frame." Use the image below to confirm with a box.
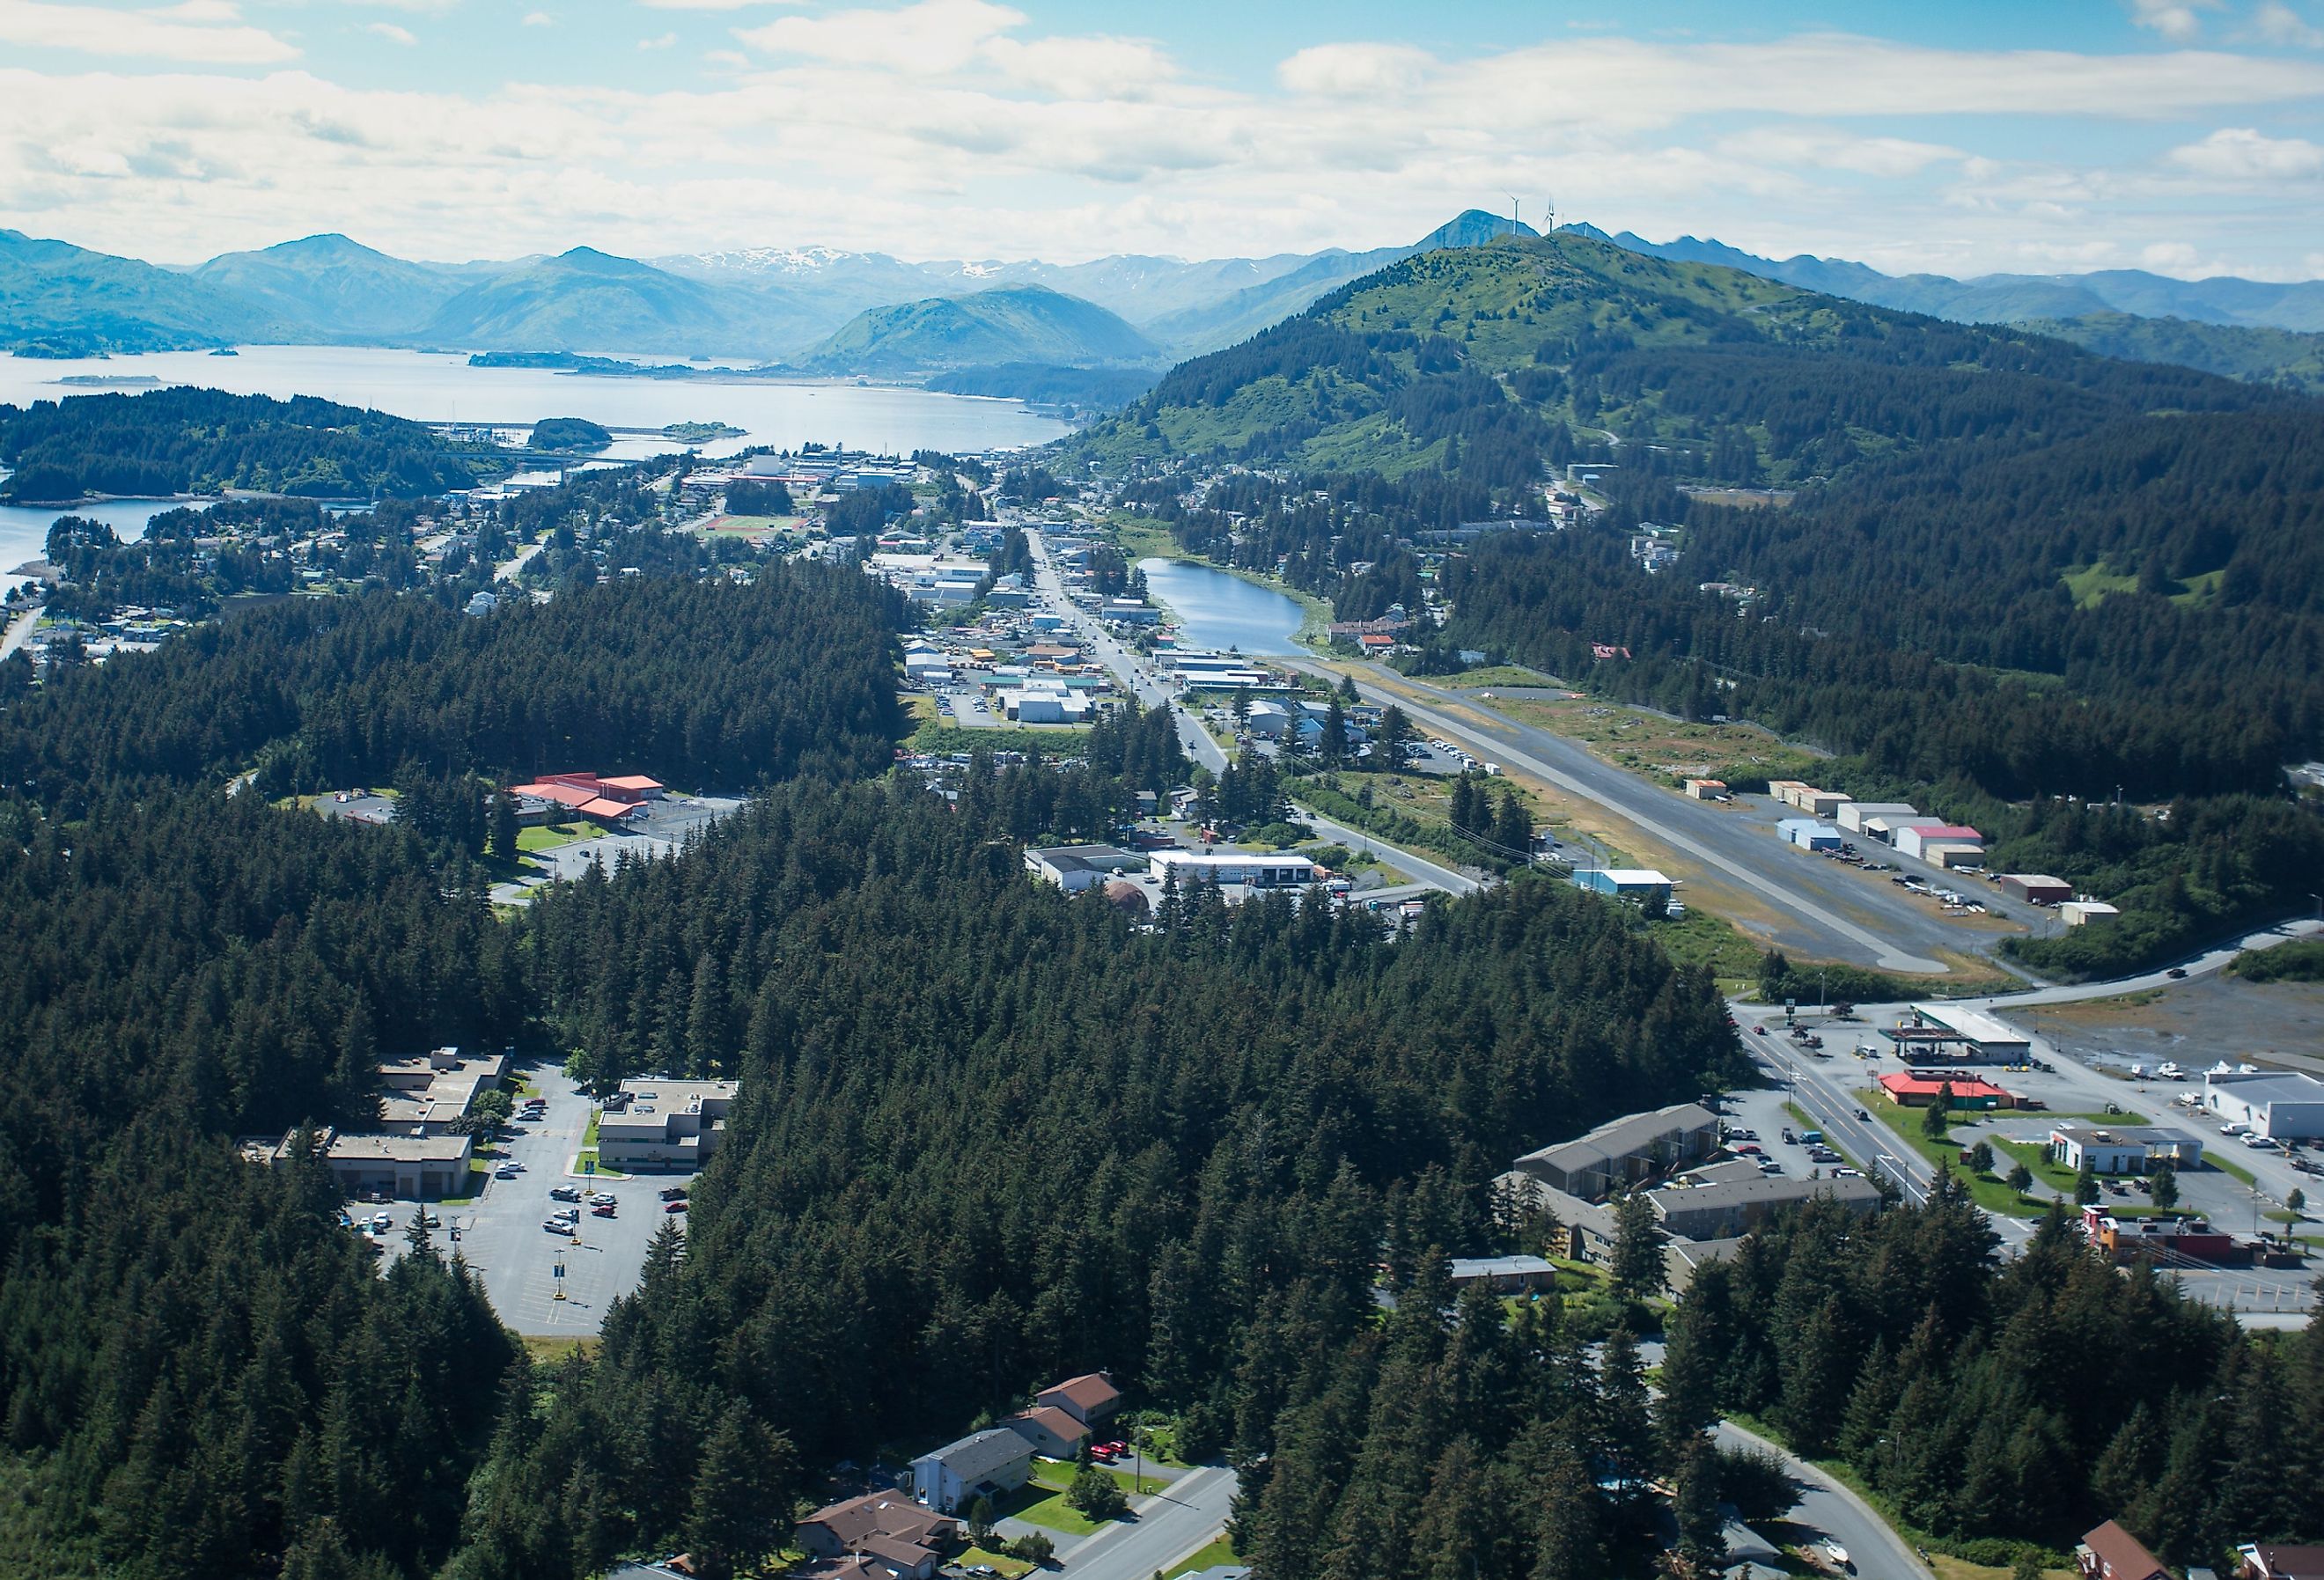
[664,1199,688,1214]
[591,1203,617,1218]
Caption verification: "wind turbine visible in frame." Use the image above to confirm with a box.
[1505,193,1522,238]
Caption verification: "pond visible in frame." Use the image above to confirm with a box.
[1137,556,1305,656]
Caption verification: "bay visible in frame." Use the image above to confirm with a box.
[0,345,1071,578]
[1137,556,1305,656]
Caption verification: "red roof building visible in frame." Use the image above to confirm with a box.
[1035,1371,1122,1428]
[509,773,664,825]
[1875,1070,2013,1108]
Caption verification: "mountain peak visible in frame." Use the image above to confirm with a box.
[1416,209,1540,250]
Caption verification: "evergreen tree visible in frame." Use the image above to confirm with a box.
[1608,1194,1666,1302]
[2150,1162,2178,1209]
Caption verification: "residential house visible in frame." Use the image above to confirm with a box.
[797,1491,958,1580]
[2237,1544,2324,1580]
[1000,1405,1089,1459]
[1445,1255,1559,1293]
[2078,1521,2169,1580]
[909,1429,1033,1515]
[1034,1372,1122,1430]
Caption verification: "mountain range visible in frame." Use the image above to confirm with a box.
[4,213,2321,396]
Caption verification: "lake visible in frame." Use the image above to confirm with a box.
[1138,556,1306,655]
[0,344,1072,576]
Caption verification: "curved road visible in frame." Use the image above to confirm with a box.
[1714,1421,1931,1580]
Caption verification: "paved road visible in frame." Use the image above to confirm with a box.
[1300,807,1480,895]
[493,540,543,583]
[1713,1421,1931,1580]
[0,606,38,662]
[1055,1464,1239,1580]
[1292,661,1964,974]
[1024,529,1475,896]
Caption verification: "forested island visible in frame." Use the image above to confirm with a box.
[0,386,509,502]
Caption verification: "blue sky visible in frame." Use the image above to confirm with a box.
[1,0,2320,279]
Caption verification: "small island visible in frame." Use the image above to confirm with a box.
[527,415,613,453]
[661,420,744,444]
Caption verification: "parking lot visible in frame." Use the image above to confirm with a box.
[349,1060,695,1336]
[491,793,746,906]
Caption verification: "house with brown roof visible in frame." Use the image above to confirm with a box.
[2239,1545,2324,1580]
[1001,1404,1089,1459]
[1035,1372,1122,1429]
[2078,1521,2169,1580]
[795,1491,955,1580]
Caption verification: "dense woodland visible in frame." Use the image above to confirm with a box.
[0,386,505,502]
[1661,1188,2324,1569]
[0,566,904,804]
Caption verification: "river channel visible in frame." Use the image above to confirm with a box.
[1137,556,1306,655]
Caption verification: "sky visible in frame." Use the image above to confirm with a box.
[1,0,2321,280]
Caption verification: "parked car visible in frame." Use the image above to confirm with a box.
[1734,1143,1764,1156]
[371,1212,392,1232]
[588,1193,617,1206]
[541,1218,570,1233]
[495,1166,520,1179]
[658,1186,688,1202]
[550,1186,582,1202]
[592,1203,618,1217]
[664,1199,688,1214]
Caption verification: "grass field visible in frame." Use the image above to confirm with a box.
[1436,664,1564,688]
[1006,1473,1106,1536]
[1488,694,1824,789]
[516,821,597,853]
[519,1334,601,1365]
[1167,1536,1239,1578]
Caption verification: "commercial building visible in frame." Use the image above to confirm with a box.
[1837,801,1919,835]
[909,1429,1033,1515]
[1896,1003,2034,1062]
[2203,1070,2324,1141]
[1445,1255,1560,1293]
[596,1078,739,1171]
[2062,900,2122,927]
[1772,785,1849,817]
[1777,819,1844,851]
[1646,1174,1881,1241]
[1024,845,1144,893]
[1895,823,1984,861]
[1682,778,1726,800]
[2048,1125,2205,1174]
[1150,850,1320,889]
[510,772,665,827]
[1877,1071,2014,1110]
[378,1045,507,1135]
[2000,874,2074,906]
[1512,1102,1721,1201]
[2083,1209,2248,1268]
[320,1130,477,1201]
[1570,868,1674,901]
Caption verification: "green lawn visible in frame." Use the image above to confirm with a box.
[1004,1473,1106,1536]
[1167,1535,1240,1578]
[1857,1094,2053,1217]
[518,821,598,853]
[959,1549,1033,1578]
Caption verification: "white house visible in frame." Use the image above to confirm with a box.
[909,1429,1033,1515]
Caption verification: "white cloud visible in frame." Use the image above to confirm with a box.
[1718,125,1966,180]
[1277,42,1434,98]
[523,10,552,26]
[2248,0,2324,45]
[637,30,675,48]
[366,21,416,44]
[0,25,2320,280]
[0,0,297,62]
[640,0,795,8]
[2166,125,2324,179]
[2125,0,2222,40]
[737,0,1022,75]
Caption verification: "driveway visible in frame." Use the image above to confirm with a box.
[1712,1421,1931,1580]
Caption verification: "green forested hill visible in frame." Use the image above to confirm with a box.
[0,386,508,502]
[1081,231,2284,481]
[796,284,1158,374]
[2019,310,2324,395]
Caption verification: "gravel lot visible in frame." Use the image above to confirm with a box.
[492,792,746,905]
